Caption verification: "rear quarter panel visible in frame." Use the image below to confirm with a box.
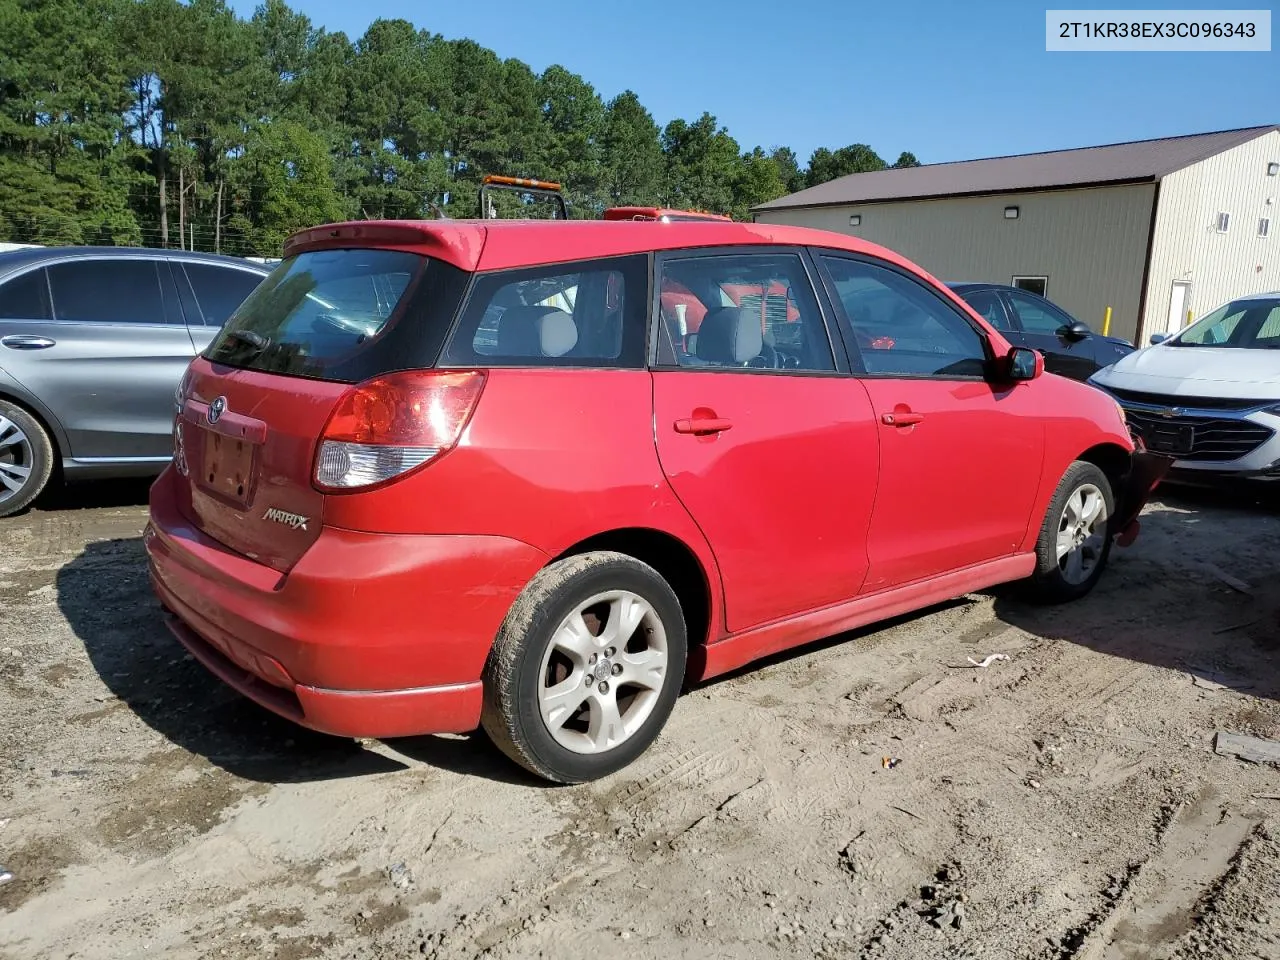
[322,368,726,628]
[1016,373,1133,553]
[0,363,72,458]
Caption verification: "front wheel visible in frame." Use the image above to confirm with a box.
[481,552,687,784]
[1023,461,1114,604]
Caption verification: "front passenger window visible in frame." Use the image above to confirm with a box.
[0,269,52,320]
[1006,290,1074,335]
[821,256,989,378]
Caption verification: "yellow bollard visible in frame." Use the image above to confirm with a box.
[1102,306,1112,337]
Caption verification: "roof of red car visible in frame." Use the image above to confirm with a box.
[283,218,932,282]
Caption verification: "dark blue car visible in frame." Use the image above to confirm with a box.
[947,282,1135,382]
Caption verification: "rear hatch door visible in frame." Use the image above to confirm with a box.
[175,246,471,572]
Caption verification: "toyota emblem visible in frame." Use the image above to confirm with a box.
[207,396,227,424]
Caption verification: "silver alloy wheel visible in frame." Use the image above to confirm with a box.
[0,414,33,504]
[1056,482,1107,585]
[537,590,669,755]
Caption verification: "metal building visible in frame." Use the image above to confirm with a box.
[753,125,1280,345]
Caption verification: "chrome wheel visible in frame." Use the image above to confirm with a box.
[537,590,669,755]
[0,414,33,504]
[1056,482,1107,585]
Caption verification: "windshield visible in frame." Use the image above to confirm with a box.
[204,248,470,382]
[1171,297,1280,348]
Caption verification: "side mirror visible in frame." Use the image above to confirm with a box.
[1060,320,1091,341]
[1149,332,1171,345]
[1007,346,1042,381]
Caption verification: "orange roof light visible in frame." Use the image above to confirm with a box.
[482,175,563,192]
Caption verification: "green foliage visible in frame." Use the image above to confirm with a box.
[806,144,888,188]
[228,120,348,254]
[0,0,917,251]
[601,91,663,208]
[731,147,787,220]
[661,113,740,214]
[769,147,807,194]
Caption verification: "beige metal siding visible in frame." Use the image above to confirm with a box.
[1141,130,1280,342]
[756,185,1155,343]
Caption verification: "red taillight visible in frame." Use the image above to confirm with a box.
[314,370,486,492]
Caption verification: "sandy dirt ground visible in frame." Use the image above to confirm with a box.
[1,480,1279,960]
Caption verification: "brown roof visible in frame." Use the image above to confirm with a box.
[754,125,1279,212]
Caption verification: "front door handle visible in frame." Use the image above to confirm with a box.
[881,411,924,427]
[1,335,56,350]
[674,417,733,435]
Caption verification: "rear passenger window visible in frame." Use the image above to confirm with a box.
[182,263,265,327]
[821,256,989,378]
[442,255,648,368]
[655,253,835,372]
[47,260,170,325]
[0,269,52,320]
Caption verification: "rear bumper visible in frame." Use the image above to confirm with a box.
[161,614,483,738]
[146,470,549,738]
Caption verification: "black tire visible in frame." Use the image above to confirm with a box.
[1023,460,1115,605]
[481,551,687,784]
[0,399,55,519]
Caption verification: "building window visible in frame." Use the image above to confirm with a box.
[1262,218,1272,239]
[1268,162,1279,176]
[848,214,861,227]
[1003,206,1020,219]
[1216,212,1231,233]
[1012,276,1048,297]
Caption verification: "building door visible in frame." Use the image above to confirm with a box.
[1166,281,1191,335]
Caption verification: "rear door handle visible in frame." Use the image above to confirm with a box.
[1,335,56,350]
[881,412,924,427]
[674,417,733,435]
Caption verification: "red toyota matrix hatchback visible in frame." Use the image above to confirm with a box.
[146,219,1165,783]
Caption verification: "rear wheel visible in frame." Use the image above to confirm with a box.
[481,552,687,783]
[0,400,54,518]
[1024,461,1114,604]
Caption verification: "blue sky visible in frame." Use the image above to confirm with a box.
[228,0,1278,166]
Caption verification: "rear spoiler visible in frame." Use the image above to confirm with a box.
[479,175,568,220]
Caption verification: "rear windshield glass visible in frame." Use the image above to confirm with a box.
[204,249,469,382]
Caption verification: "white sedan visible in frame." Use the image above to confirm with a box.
[1089,292,1280,483]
